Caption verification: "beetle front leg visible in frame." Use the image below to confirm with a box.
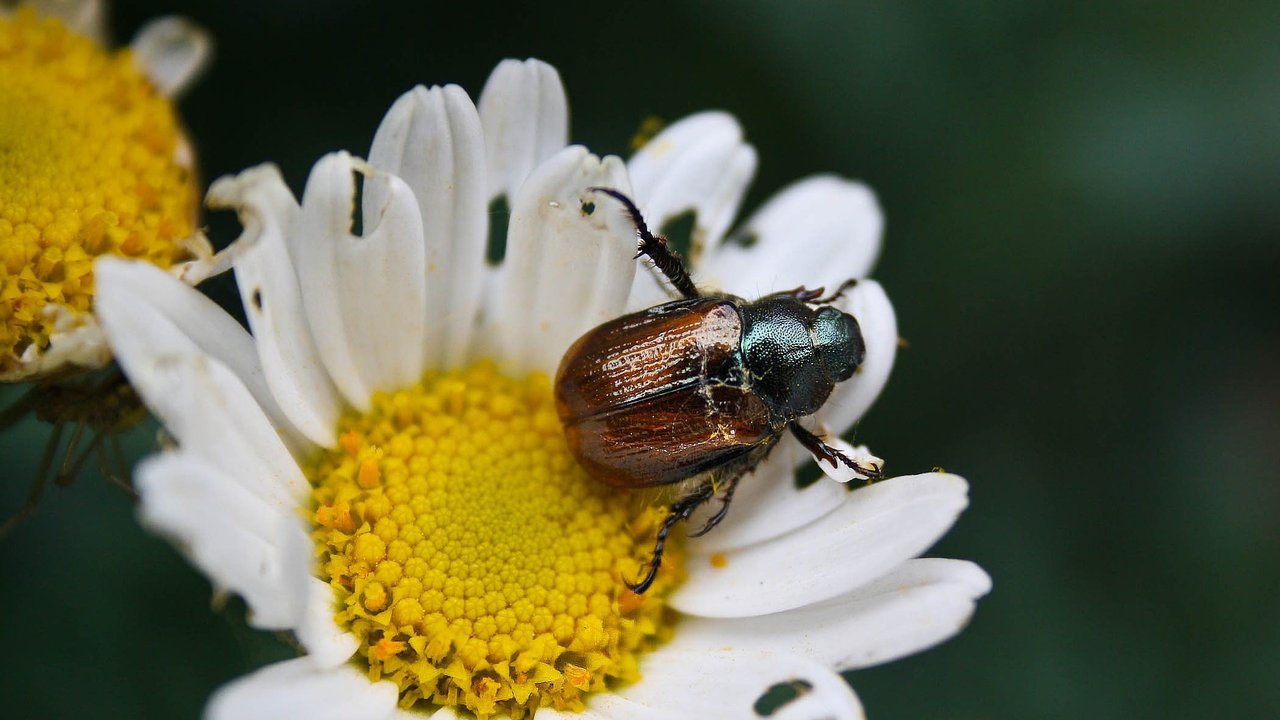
[589,187,700,300]
[790,423,884,481]
[627,482,716,594]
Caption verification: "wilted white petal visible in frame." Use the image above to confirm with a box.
[209,165,344,447]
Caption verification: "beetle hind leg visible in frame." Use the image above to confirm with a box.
[687,473,743,538]
[627,482,716,594]
[588,186,700,300]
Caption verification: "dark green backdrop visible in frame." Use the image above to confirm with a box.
[3,1,1277,717]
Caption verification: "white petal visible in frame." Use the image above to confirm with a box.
[493,146,635,374]
[208,165,344,447]
[703,176,883,298]
[672,472,969,618]
[136,453,310,630]
[95,257,307,451]
[24,0,104,42]
[294,152,427,408]
[626,112,757,308]
[587,649,863,720]
[812,437,883,484]
[686,436,847,554]
[368,84,488,369]
[295,577,359,668]
[816,279,898,441]
[478,58,568,202]
[130,16,211,98]
[669,558,991,670]
[206,657,398,720]
[117,351,308,510]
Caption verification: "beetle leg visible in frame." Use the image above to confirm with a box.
[789,423,884,481]
[627,482,716,594]
[769,286,826,303]
[809,278,859,305]
[588,187,700,300]
[687,473,743,538]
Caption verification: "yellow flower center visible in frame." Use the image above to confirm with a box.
[0,8,197,371]
[310,362,681,719]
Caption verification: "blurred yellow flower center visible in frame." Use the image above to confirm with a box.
[310,362,680,719]
[0,8,197,372]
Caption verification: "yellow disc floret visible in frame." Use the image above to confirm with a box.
[0,8,197,374]
[311,362,681,719]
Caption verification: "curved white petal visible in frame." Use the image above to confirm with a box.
[294,152,427,408]
[816,279,898,441]
[24,0,104,42]
[117,351,308,511]
[368,84,488,369]
[136,453,309,629]
[672,472,970,618]
[703,176,883,298]
[626,112,757,308]
[587,649,863,720]
[478,58,568,202]
[686,436,847,554]
[813,437,883,484]
[206,657,398,720]
[669,558,991,670]
[295,577,359,669]
[209,164,344,448]
[493,146,635,374]
[95,257,308,451]
[130,16,211,98]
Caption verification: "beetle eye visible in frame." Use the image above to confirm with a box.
[814,307,866,382]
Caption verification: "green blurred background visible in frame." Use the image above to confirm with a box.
[3,1,1277,717]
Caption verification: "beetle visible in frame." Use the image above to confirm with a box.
[555,187,882,593]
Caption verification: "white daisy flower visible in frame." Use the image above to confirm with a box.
[95,58,989,720]
[0,0,211,382]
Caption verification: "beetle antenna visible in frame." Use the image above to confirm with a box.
[588,187,700,300]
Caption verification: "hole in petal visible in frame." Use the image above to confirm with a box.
[660,209,697,260]
[486,196,511,264]
[581,199,596,216]
[348,169,366,236]
[730,228,761,249]
[753,679,815,716]
[250,288,263,311]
